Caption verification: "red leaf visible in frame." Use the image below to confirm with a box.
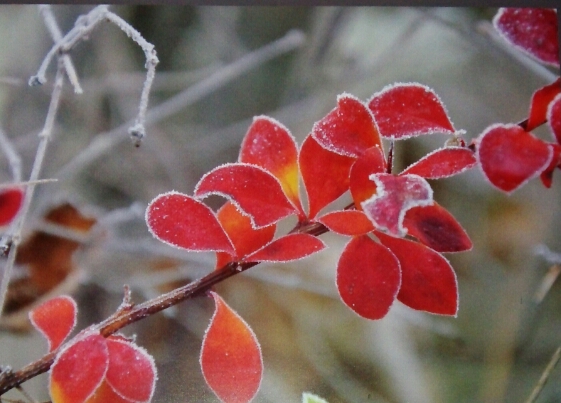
[548,93,561,144]
[336,235,401,320]
[361,174,433,237]
[540,143,561,188]
[146,192,234,254]
[29,295,77,352]
[311,93,382,158]
[317,210,374,236]
[400,147,476,179]
[493,8,559,67]
[50,332,108,403]
[368,83,457,140]
[195,163,296,227]
[527,78,561,131]
[239,116,303,215]
[0,187,24,226]
[200,292,263,403]
[216,201,276,268]
[349,146,386,208]
[376,232,458,316]
[105,337,157,403]
[477,124,553,193]
[299,135,355,219]
[403,202,472,252]
[245,234,325,263]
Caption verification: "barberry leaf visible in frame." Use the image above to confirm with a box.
[477,124,553,193]
[302,392,329,403]
[526,78,561,131]
[317,210,374,236]
[368,83,456,140]
[548,93,561,144]
[299,135,355,219]
[403,202,472,252]
[349,146,386,208]
[493,8,560,67]
[200,292,263,403]
[400,147,476,179]
[146,192,234,254]
[376,232,458,316]
[540,143,561,188]
[104,337,157,403]
[361,174,433,237]
[29,295,77,352]
[50,332,108,403]
[245,234,326,263]
[336,235,401,320]
[239,116,303,215]
[0,187,24,226]
[215,201,276,268]
[195,163,296,228]
[311,93,382,158]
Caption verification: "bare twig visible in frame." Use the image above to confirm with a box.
[0,129,22,183]
[523,347,561,403]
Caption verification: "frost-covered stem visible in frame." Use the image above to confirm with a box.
[38,4,83,94]
[0,64,65,317]
[523,347,561,403]
[0,128,22,183]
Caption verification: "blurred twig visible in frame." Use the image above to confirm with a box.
[523,347,561,403]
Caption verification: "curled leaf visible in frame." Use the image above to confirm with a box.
[200,292,263,403]
[317,210,374,236]
[368,83,456,140]
[29,295,77,352]
[336,235,401,320]
[146,191,234,254]
[245,234,325,263]
[0,187,24,226]
[400,147,476,179]
[195,163,296,227]
[526,78,561,131]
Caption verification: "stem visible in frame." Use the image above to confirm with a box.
[523,347,561,403]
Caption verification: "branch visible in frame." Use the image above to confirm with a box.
[523,346,561,403]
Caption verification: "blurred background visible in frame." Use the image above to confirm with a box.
[0,5,560,403]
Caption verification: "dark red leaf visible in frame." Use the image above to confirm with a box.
[349,146,386,208]
[244,234,325,263]
[336,235,401,320]
[368,83,457,140]
[477,124,553,193]
[493,8,559,67]
[317,210,374,236]
[361,173,433,237]
[195,163,296,227]
[400,147,477,179]
[299,135,355,219]
[376,232,458,316]
[200,292,262,403]
[146,192,234,254]
[548,93,561,144]
[311,93,382,158]
[527,78,561,131]
[0,187,24,226]
[403,202,472,252]
[29,295,77,352]
[239,116,303,215]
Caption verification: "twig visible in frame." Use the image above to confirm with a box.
[38,5,83,94]
[0,129,22,183]
[523,347,561,403]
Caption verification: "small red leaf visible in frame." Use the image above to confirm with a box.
[29,295,77,352]
[540,143,561,188]
[201,292,263,403]
[400,147,476,179]
[336,235,401,320]
[349,146,386,209]
[146,192,234,254]
[403,202,472,252]
[368,83,457,140]
[195,163,296,227]
[317,210,374,236]
[526,78,561,131]
[477,124,553,193]
[105,337,157,403]
[493,8,559,67]
[311,93,382,158]
[376,232,458,316]
[548,93,561,144]
[0,187,24,226]
[245,234,325,263]
[216,201,276,268]
[299,135,355,219]
[239,116,303,215]
[50,332,109,403]
[362,174,433,237]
